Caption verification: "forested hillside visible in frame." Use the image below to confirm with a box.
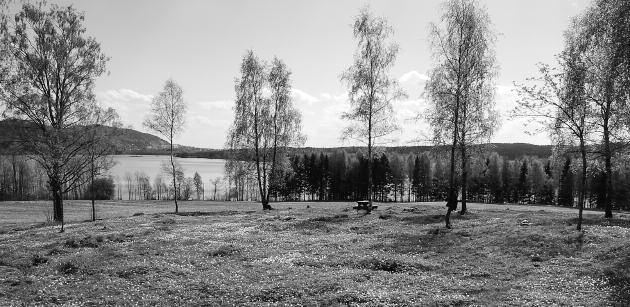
[0,119,169,154]
[177,143,553,160]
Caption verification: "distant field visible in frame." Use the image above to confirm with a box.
[0,201,629,305]
[0,200,263,225]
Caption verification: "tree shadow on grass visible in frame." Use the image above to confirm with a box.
[174,210,256,217]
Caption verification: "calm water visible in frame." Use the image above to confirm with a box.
[108,155,226,198]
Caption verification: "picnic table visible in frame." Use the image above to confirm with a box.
[353,200,378,213]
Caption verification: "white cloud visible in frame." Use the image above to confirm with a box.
[97,84,550,149]
[291,88,319,106]
[399,70,430,84]
[100,88,153,103]
[97,88,237,148]
[97,89,153,130]
[195,100,233,111]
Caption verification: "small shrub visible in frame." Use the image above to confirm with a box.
[64,238,79,248]
[106,233,128,243]
[30,254,48,267]
[65,236,98,248]
[358,257,406,273]
[208,244,240,257]
[82,177,115,200]
[378,213,392,220]
[427,228,440,235]
[159,218,176,224]
[57,261,79,275]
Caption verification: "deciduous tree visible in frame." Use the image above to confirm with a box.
[228,51,304,210]
[340,7,405,207]
[144,79,187,212]
[426,0,498,227]
[573,0,630,219]
[0,3,109,231]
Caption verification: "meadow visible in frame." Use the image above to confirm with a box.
[0,201,629,306]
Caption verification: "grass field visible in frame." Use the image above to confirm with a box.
[1,200,629,305]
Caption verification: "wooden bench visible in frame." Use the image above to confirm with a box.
[353,200,378,213]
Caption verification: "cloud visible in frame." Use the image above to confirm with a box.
[97,89,153,130]
[178,100,235,148]
[291,88,319,106]
[97,88,237,148]
[399,70,430,84]
[97,84,551,149]
[196,100,233,111]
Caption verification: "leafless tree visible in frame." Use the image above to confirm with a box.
[153,176,164,200]
[0,3,109,231]
[211,177,222,201]
[144,79,187,212]
[228,51,304,210]
[425,0,497,227]
[85,107,120,221]
[340,7,405,206]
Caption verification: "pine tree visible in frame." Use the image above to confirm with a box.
[518,160,530,203]
[488,153,503,203]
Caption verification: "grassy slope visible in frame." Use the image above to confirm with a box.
[0,201,629,306]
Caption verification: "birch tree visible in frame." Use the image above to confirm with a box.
[144,79,187,213]
[425,0,497,227]
[228,51,304,210]
[516,25,594,230]
[0,3,109,231]
[340,8,405,206]
[574,0,630,219]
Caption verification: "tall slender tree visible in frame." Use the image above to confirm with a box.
[516,25,593,229]
[426,0,498,227]
[228,51,303,210]
[143,79,187,213]
[573,0,630,219]
[340,7,405,207]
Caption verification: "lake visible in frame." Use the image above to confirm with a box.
[108,155,226,199]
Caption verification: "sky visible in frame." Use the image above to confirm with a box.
[35,0,591,148]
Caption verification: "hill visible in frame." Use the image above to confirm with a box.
[1,119,552,159]
[0,119,170,154]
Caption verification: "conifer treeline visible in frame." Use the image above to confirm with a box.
[257,150,630,210]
